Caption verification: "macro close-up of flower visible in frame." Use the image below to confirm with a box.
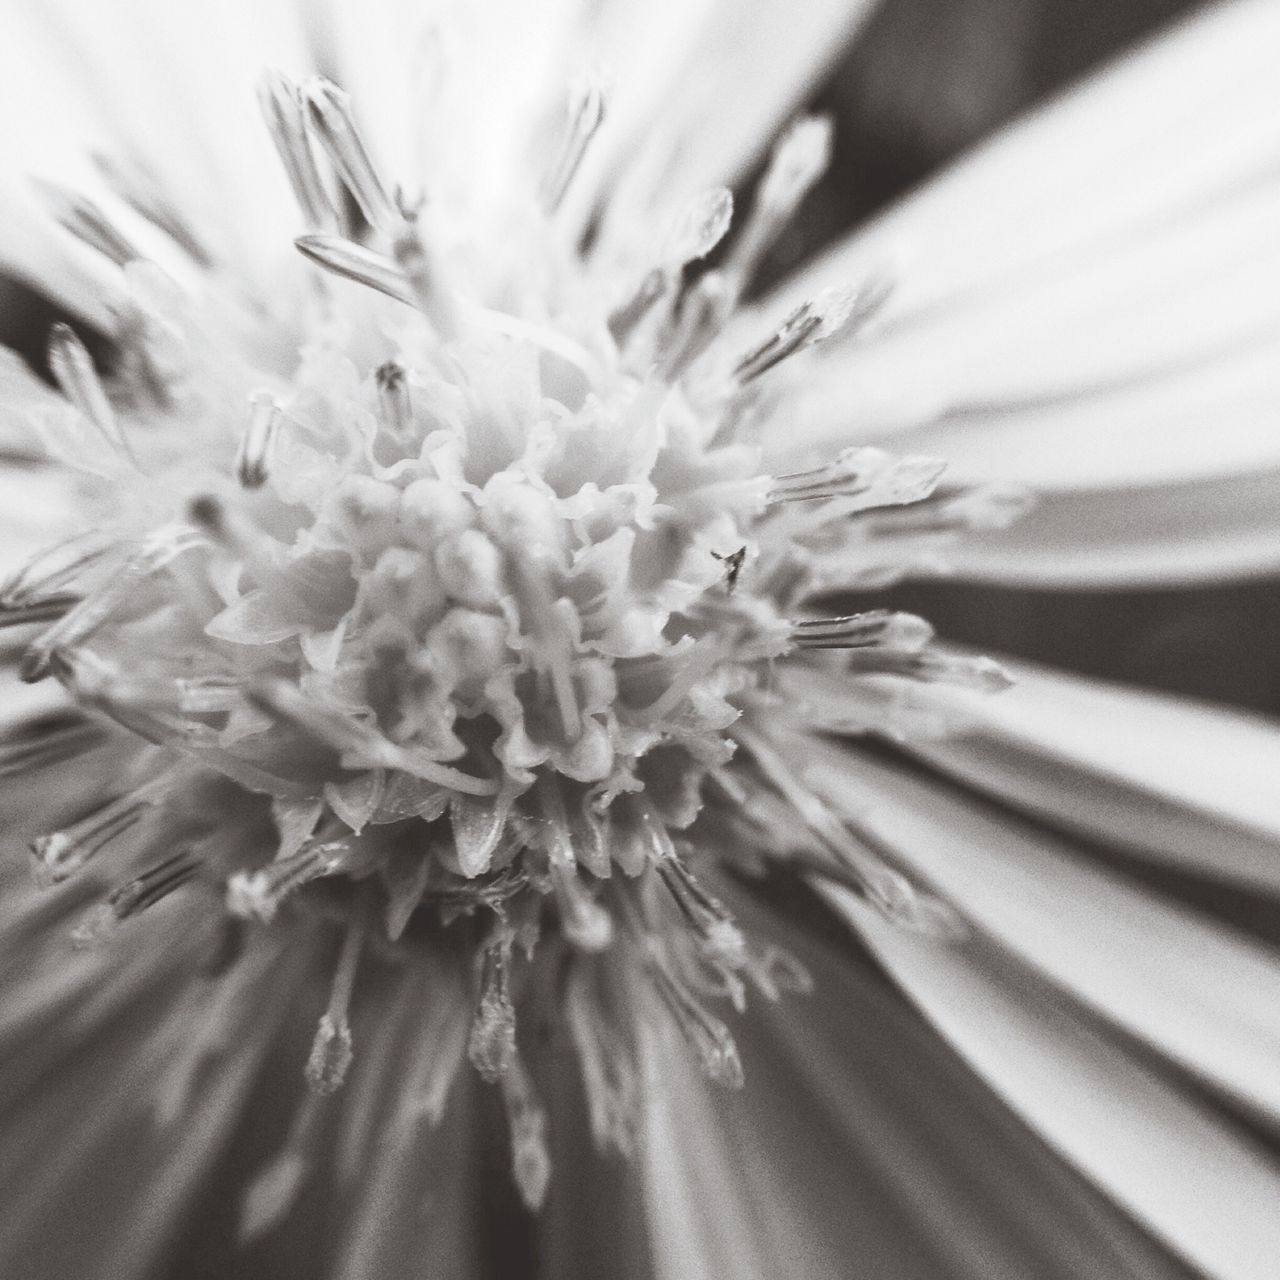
[0,0,1278,1277]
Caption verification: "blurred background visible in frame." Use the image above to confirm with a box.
[4,0,1272,713]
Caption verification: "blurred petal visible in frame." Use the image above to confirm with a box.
[642,883,1199,1279]
[583,0,879,226]
[905,655,1280,888]
[759,0,1280,496]
[830,887,1280,1280]
[801,734,1280,1127]
[928,467,1280,586]
[0,0,309,273]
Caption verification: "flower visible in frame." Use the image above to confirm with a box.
[0,2,1278,1279]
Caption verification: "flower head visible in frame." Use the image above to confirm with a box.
[3,1,1280,1278]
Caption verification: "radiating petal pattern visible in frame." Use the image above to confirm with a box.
[753,0,1280,580]
[832,887,1280,1280]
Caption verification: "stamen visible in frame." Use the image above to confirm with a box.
[726,116,832,281]
[738,725,964,937]
[607,268,667,345]
[655,853,745,968]
[843,648,1013,691]
[637,636,723,723]
[566,972,640,1153]
[0,531,112,607]
[294,233,414,305]
[650,963,743,1087]
[248,677,499,796]
[239,1098,322,1242]
[30,784,162,885]
[34,178,141,266]
[226,838,357,923]
[768,445,945,506]
[235,392,281,490]
[375,360,411,436]
[734,284,879,383]
[257,70,337,230]
[658,271,733,380]
[500,1055,552,1210]
[0,595,78,629]
[391,204,459,340]
[72,846,201,946]
[306,911,367,1095]
[0,706,106,778]
[468,932,517,1082]
[864,483,1033,536]
[661,187,734,268]
[790,610,934,652]
[47,323,138,465]
[93,151,213,265]
[539,778,613,951]
[20,533,190,682]
[303,78,397,231]
[542,70,609,213]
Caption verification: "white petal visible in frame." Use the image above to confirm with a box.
[645,881,1200,1278]
[0,0,310,274]
[578,0,879,238]
[800,735,1280,1128]
[906,654,1280,885]
[826,883,1280,1280]
[932,467,1280,587]
[759,0,1280,489]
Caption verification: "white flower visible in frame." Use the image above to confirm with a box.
[0,2,1278,1279]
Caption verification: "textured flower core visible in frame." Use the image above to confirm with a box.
[4,72,1015,1213]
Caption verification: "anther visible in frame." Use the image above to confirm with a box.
[47,323,138,465]
[789,610,934,652]
[30,790,152,885]
[235,392,281,489]
[650,964,744,1088]
[72,846,201,946]
[375,361,411,437]
[303,78,397,231]
[295,234,414,305]
[391,204,459,339]
[92,151,213,265]
[305,911,367,1095]
[661,187,734,268]
[257,70,337,230]
[542,70,610,213]
[34,178,141,266]
[468,932,517,1082]
[725,115,832,281]
[226,839,356,923]
[500,1056,552,1209]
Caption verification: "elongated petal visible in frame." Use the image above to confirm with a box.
[801,734,1280,1128]
[642,882,1199,1279]
[759,0,1280,494]
[828,886,1280,1280]
[930,467,1280,586]
[584,0,879,229]
[0,0,309,275]
[903,655,1280,887]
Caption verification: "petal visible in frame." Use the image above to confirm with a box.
[0,0,310,274]
[827,885,1280,1280]
[904,655,1280,888]
[575,0,880,237]
[0,872,307,1280]
[641,881,1198,1279]
[800,734,1280,1129]
[759,0,1280,489]
[928,468,1280,587]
